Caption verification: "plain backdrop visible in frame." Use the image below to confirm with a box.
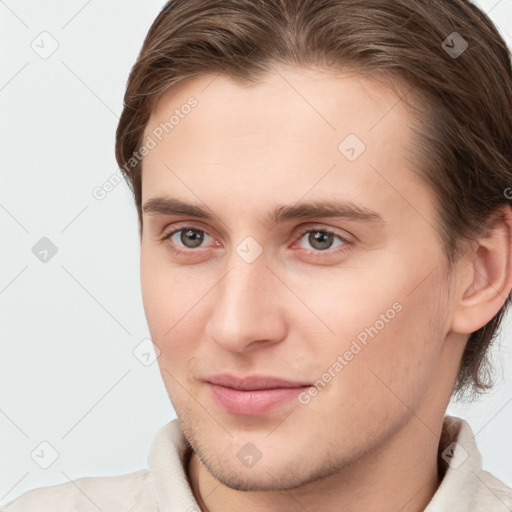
[1,0,511,507]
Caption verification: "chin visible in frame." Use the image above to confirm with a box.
[195,443,340,493]
[204,461,311,492]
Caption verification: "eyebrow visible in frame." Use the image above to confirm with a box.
[142,196,384,226]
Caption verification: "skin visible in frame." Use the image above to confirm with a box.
[139,65,512,512]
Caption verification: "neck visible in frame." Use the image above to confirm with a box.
[187,411,444,512]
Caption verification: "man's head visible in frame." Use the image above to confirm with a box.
[115,0,512,493]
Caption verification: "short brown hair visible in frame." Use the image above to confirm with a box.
[115,0,512,401]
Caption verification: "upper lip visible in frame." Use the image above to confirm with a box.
[206,374,311,391]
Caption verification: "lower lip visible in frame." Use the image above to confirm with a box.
[207,383,309,416]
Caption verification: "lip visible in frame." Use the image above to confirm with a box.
[205,374,311,416]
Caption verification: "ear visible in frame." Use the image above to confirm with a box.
[450,204,512,335]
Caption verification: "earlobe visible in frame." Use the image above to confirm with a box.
[450,205,512,335]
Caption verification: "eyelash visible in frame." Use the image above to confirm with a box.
[160,224,352,258]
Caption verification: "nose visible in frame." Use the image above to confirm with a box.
[203,253,287,353]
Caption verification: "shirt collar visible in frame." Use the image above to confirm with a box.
[426,415,512,511]
[148,418,199,510]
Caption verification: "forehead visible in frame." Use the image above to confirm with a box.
[140,66,427,222]
[144,66,414,144]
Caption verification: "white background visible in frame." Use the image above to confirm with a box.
[1,0,511,507]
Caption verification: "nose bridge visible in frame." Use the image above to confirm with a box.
[204,248,284,352]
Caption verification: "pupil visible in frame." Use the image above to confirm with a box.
[310,231,332,250]
[182,229,203,248]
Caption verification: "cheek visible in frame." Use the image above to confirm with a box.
[140,262,202,405]
[285,265,404,356]
[338,277,447,411]
[302,262,449,395]
[295,277,449,453]
[140,253,204,366]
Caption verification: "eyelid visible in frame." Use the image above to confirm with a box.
[160,221,218,242]
[294,224,354,244]
[160,223,218,250]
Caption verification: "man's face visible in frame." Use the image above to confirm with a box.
[140,66,457,490]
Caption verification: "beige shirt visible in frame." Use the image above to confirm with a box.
[3,415,511,511]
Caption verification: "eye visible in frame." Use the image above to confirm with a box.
[295,227,351,253]
[161,226,215,253]
[160,224,352,258]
